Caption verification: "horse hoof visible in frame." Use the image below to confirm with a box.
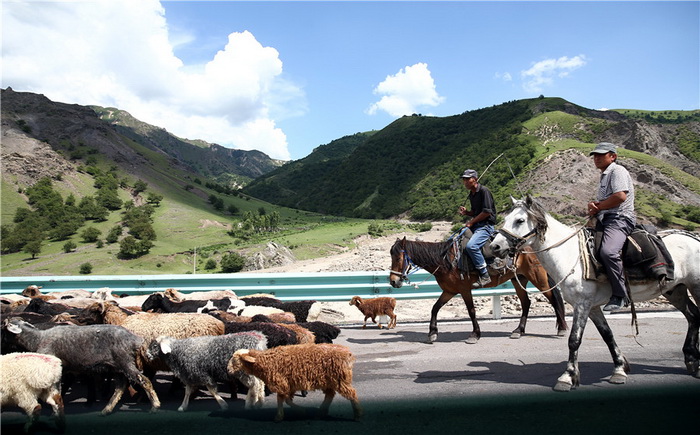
[427,333,437,343]
[557,329,567,337]
[609,373,628,384]
[465,336,479,344]
[553,381,572,392]
[510,331,522,339]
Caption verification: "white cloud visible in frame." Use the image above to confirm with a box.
[367,63,445,117]
[1,0,303,160]
[521,55,588,94]
[495,72,512,82]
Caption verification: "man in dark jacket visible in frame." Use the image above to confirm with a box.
[458,169,497,288]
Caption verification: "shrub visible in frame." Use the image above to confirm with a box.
[220,252,245,273]
[205,258,217,270]
[81,227,102,243]
[63,241,77,253]
[79,262,93,274]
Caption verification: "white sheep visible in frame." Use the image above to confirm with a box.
[0,352,65,433]
[228,344,362,422]
[349,296,397,329]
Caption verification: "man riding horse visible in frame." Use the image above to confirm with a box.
[458,169,497,289]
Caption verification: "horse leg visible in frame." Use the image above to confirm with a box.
[588,309,630,384]
[664,284,700,377]
[428,292,455,343]
[511,276,531,339]
[459,291,481,344]
[554,302,593,392]
[546,277,569,336]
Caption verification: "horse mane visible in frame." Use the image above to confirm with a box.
[391,238,454,271]
[523,196,549,242]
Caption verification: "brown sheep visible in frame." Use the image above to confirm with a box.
[349,296,397,329]
[21,285,55,301]
[228,344,362,422]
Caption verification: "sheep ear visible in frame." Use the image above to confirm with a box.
[240,354,256,364]
[6,323,21,334]
[159,340,172,354]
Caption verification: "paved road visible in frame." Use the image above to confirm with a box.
[2,312,698,434]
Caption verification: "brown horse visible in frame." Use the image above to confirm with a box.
[389,237,567,344]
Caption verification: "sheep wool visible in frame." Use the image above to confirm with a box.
[228,343,362,422]
[0,352,65,433]
[146,332,267,411]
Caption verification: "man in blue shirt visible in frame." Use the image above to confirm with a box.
[458,169,497,288]
[587,142,636,311]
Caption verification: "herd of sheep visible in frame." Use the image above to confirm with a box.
[0,285,399,430]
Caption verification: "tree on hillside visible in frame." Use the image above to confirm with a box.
[23,239,42,259]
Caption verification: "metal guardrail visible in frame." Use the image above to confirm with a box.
[0,271,539,319]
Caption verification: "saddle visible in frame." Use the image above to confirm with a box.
[454,228,509,277]
[583,224,675,284]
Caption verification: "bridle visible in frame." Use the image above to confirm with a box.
[389,249,419,283]
[496,227,538,256]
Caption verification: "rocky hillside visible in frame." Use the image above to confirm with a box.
[243,97,700,222]
[0,88,283,189]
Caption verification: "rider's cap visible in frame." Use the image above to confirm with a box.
[589,142,617,155]
[461,169,478,179]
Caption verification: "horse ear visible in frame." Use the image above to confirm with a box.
[510,195,518,205]
[525,194,533,207]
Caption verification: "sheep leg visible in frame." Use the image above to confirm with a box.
[388,311,397,329]
[318,389,335,417]
[178,384,195,412]
[274,394,286,422]
[123,366,161,413]
[241,375,265,409]
[101,375,127,416]
[22,403,41,433]
[42,388,66,431]
[205,384,228,411]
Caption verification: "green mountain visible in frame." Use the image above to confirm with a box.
[2,89,699,277]
[244,97,700,223]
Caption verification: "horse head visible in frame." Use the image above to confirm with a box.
[491,195,544,258]
[389,237,408,288]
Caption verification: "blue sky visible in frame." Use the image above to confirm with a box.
[3,1,698,161]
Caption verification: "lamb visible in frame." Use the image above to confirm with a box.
[0,352,65,433]
[141,293,232,313]
[164,288,237,301]
[297,321,341,344]
[21,285,55,301]
[250,314,316,344]
[240,296,322,322]
[24,298,82,318]
[222,321,297,348]
[4,318,160,415]
[228,344,362,422]
[349,296,397,329]
[144,332,268,411]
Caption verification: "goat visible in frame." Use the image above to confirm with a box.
[349,296,397,329]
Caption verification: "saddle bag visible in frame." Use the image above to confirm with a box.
[587,224,674,283]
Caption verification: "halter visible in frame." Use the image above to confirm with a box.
[389,249,420,283]
[496,227,538,255]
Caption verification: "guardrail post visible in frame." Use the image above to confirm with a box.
[492,295,502,319]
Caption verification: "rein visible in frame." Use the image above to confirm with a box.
[390,249,440,288]
[500,217,590,293]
